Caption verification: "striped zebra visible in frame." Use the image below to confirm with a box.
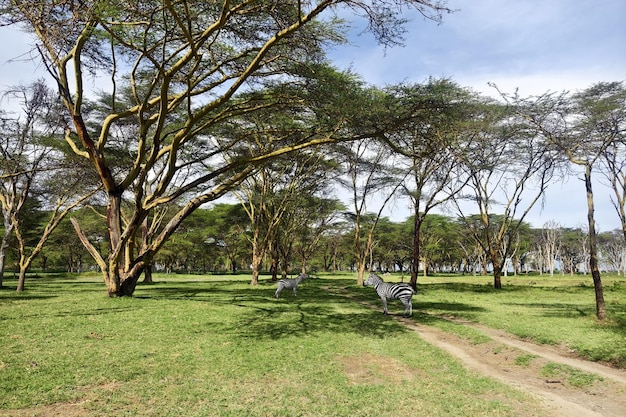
[363,273,415,317]
[274,273,308,298]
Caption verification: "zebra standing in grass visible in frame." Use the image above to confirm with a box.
[274,273,308,298]
[363,273,415,317]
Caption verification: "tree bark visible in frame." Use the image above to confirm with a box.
[493,267,502,289]
[142,265,153,284]
[491,249,503,289]
[584,165,606,320]
[141,217,153,284]
[250,232,263,285]
[410,206,420,290]
[0,221,12,288]
[16,269,26,292]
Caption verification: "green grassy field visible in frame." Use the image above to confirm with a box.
[0,272,624,416]
[409,273,626,366]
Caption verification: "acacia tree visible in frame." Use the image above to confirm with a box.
[284,195,345,276]
[0,80,95,290]
[196,204,249,274]
[378,79,474,289]
[453,98,557,289]
[540,220,562,277]
[419,213,457,274]
[596,82,626,240]
[1,1,451,296]
[317,217,351,273]
[520,83,625,320]
[598,229,626,275]
[338,137,404,284]
[235,151,336,285]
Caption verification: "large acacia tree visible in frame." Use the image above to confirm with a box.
[1,0,451,296]
[452,97,557,289]
[520,82,625,320]
[378,79,475,289]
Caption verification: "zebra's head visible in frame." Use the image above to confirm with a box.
[363,273,381,287]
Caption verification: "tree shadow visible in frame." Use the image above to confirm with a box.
[613,315,626,337]
[233,304,407,340]
[419,282,531,293]
[504,301,626,333]
[505,302,594,317]
[0,284,59,301]
[136,278,413,340]
[417,301,487,313]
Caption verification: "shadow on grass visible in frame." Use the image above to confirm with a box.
[503,300,626,331]
[0,283,60,301]
[613,315,626,338]
[234,305,407,340]
[417,301,487,313]
[419,282,530,293]
[0,293,58,301]
[136,278,413,340]
[505,302,594,317]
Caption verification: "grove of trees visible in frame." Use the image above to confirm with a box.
[0,1,624,320]
[2,203,626,281]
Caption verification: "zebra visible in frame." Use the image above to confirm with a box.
[363,273,415,317]
[274,273,308,298]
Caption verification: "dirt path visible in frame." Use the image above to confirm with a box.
[396,316,626,417]
[331,287,626,417]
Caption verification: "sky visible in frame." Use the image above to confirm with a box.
[327,0,626,231]
[1,1,625,231]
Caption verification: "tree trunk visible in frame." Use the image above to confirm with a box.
[410,208,420,291]
[16,269,26,292]
[141,217,153,283]
[300,251,308,275]
[0,217,13,287]
[493,267,502,289]
[270,254,278,282]
[354,221,365,285]
[584,165,606,320]
[143,264,153,284]
[250,237,262,285]
[0,241,7,288]
[492,250,503,289]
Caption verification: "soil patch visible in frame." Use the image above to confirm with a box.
[337,353,423,385]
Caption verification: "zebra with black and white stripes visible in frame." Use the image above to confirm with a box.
[274,273,308,298]
[363,273,415,317]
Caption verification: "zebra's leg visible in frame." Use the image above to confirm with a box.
[275,286,282,298]
[380,297,388,315]
[293,287,297,297]
[402,299,413,317]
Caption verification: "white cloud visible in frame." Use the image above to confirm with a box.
[329,0,625,228]
[330,0,626,91]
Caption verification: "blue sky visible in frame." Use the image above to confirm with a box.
[328,0,626,230]
[330,0,625,97]
[1,1,625,230]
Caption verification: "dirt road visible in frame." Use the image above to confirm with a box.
[330,284,626,417]
[395,313,626,417]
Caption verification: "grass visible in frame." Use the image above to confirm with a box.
[515,354,538,368]
[404,273,626,367]
[540,363,604,388]
[0,271,624,416]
